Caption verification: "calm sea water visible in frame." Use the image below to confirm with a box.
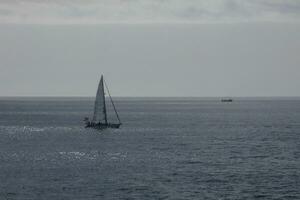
[0,97,299,200]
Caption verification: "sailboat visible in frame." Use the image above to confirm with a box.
[84,75,121,129]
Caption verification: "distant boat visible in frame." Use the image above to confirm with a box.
[84,75,121,129]
[221,98,233,102]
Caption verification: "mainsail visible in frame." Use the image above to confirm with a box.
[92,75,107,123]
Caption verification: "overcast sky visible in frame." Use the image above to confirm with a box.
[1,0,300,24]
[0,0,300,96]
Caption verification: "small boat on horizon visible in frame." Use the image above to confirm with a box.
[221,98,233,102]
[84,75,121,130]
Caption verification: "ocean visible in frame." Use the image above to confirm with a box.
[0,97,299,200]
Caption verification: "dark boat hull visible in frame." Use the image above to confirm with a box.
[85,122,121,130]
[221,99,233,102]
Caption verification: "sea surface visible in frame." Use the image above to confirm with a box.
[0,97,299,200]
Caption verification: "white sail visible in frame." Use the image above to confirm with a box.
[92,76,107,123]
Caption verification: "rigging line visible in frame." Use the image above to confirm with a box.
[104,79,122,124]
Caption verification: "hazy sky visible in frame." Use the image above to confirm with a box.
[0,0,300,96]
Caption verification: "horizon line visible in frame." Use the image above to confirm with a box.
[1,95,300,98]
[1,21,300,26]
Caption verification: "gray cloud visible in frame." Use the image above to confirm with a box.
[0,0,299,24]
[261,0,300,14]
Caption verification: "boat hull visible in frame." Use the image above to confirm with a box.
[85,122,121,130]
[221,99,233,102]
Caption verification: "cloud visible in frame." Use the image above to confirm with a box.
[0,0,300,24]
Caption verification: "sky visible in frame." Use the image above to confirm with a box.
[0,0,300,97]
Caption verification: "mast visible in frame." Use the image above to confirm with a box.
[104,79,121,124]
